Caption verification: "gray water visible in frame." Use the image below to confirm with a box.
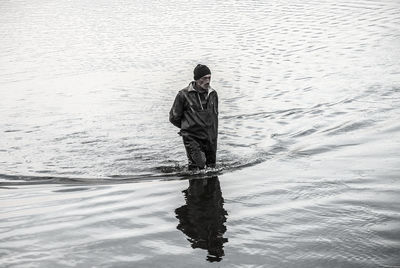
[1,0,400,267]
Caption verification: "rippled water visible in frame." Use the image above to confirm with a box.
[1,0,400,267]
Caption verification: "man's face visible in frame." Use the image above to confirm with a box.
[196,74,211,90]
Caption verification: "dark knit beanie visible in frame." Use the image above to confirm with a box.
[193,64,211,80]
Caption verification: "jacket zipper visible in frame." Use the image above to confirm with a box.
[197,92,204,111]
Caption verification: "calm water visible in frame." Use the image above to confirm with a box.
[1,0,400,267]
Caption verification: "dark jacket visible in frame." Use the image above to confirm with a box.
[169,82,218,142]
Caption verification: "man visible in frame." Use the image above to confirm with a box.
[169,64,218,170]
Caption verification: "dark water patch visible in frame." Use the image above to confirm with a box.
[81,139,102,145]
[221,108,309,121]
[37,170,54,174]
[114,157,136,162]
[53,187,91,193]
[0,186,18,190]
[291,143,360,157]
[220,111,273,120]
[291,128,318,138]
[383,86,400,97]
[0,174,100,186]
[323,120,375,136]
[125,146,148,153]
[372,219,400,245]
[0,173,140,186]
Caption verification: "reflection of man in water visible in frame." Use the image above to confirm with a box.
[169,64,218,170]
[175,176,228,262]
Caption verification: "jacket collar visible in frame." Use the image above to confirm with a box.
[188,81,215,97]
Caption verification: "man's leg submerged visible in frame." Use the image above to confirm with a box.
[205,139,217,168]
[183,136,206,170]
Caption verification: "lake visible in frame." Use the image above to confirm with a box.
[1,0,399,267]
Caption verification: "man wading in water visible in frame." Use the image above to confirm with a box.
[169,64,218,170]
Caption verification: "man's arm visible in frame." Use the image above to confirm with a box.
[214,92,218,115]
[169,92,184,128]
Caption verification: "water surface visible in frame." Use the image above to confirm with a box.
[1,0,400,267]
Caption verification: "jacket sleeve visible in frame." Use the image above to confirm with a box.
[169,91,184,128]
[214,92,219,115]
